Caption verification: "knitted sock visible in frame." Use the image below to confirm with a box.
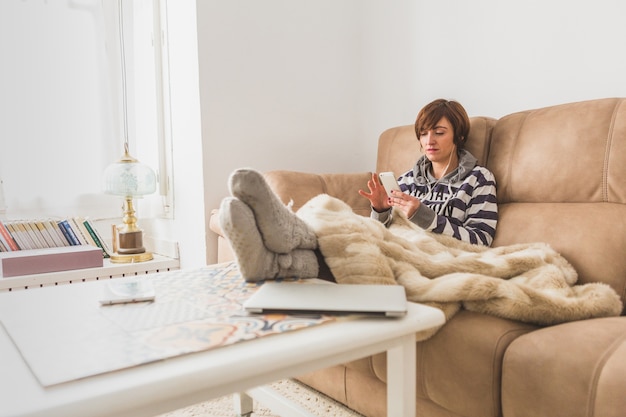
[228,168,318,253]
[219,197,319,282]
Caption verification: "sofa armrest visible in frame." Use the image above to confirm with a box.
[209,170,373,262]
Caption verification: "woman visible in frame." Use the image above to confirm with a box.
[359,99,498,245]
[219,99,498,281]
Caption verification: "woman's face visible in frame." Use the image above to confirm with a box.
[419,117,456,164]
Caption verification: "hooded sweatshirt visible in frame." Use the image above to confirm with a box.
[371,149,498,246]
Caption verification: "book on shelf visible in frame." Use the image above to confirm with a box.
[24,222,44,249]
[35,221,58,248]
[82,219,111,258]
[7,223,30,250]
[58,219,81,246]
[0,221,20,251]
[11,223,29,249]
[70,217,96,247]
[4,223,23,250]
[23,221,48,249]
[45,220,69,247]
[54,221,72,246]
[0,218,112,259]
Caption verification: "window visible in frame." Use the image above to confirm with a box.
[0,0,173,221]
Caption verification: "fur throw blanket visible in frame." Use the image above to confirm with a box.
[296,194,622,331]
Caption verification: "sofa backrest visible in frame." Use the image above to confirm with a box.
[264,170,373,217]
[376,98,626,311]
[489,98,626,310]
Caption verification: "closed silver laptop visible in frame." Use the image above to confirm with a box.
[243,282,407,318]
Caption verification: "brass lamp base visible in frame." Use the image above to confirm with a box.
[110,251,154,264]
[111,217,153,264]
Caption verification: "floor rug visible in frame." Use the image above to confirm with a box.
[158,379,364,417]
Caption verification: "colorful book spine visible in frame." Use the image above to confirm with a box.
[69,218,90,246]
[14,223,35,250]
[22,222,47,249]
[90,220,113,256]
[57,220,80,246]
[0,223,11,251]
[82,220,111,258]
[35,221,56,248]
[43,220,67,247]
[5,223,27,250]
[0,221,20,251]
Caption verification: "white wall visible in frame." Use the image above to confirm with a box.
[412,0,626,118]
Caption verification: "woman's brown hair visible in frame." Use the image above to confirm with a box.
[414,99,470,150]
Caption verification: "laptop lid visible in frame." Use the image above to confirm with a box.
[243,282,407,318]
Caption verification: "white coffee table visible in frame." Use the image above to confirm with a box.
[0,273,445,417]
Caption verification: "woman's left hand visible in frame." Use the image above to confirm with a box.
[388,190,421,219]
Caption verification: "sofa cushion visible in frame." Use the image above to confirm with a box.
[488,98,626,310]
[502,317,626,417]
[488,98,626,205]
[493,202,626,311]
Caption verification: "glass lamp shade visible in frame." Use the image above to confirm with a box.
[103,151,156,197]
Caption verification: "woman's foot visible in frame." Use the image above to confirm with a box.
[219,197,319,282]
[228,168,318,253]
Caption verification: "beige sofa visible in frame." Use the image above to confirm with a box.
[209,97,626,417]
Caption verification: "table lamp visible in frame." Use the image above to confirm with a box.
[103,144,156,263]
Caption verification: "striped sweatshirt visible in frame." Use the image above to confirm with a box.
[372,149,498,246]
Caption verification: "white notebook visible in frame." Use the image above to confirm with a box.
[243,282,407,318]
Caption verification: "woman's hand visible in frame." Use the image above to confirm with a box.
[358,172,391,212]
[359,173,421,217]
[388,189,420,219]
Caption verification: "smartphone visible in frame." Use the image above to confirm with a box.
[99,279,156,305]
[378,172,401,197]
